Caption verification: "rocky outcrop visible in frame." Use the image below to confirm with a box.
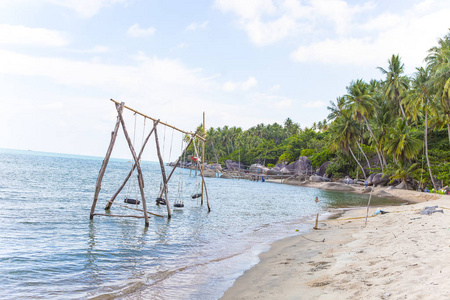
[249,164,268,174]
[377,190,394,198]
[367,173,376,185]
[309,175,331,182]
[322,182,355,191]
[220,173,232,179]
[372,173,390,187]
[202,169,217,178]
[283,156,313,175]
[225,160,245,171]
[317,161,331,177]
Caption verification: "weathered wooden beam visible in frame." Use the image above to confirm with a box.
[110,99,205,142]
[193,139,211,212]
[90,102,124,220]
[154,121,172,218]
[94,213,145,219]
[105,119,160,210]
[158,131,197,199]
[105,200,164,218]
[117,105,150,227]
[201,112,205,206]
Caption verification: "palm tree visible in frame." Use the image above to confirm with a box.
[384,119,422,163]
[328,110,367,179]
[426,33,450,144]
[403,66,437,189]
[378,54,410,119]
[345,79,384,173]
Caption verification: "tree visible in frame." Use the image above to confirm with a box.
[378,54,410,119]
[403,66,437,189]
[345,79,383,173]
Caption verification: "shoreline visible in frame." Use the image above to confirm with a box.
[221,185,450,299]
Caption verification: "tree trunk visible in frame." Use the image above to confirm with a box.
[425,111,437,189]
[349,146,366,179]
[363,116,384,173]
[356,140,371,174]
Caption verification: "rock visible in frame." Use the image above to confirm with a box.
[386,186,395,190]
[309,175,331,182]
[280,167,291,175]
[225,160,244,171]
[283,156,313,175]
[322,182,355,191]
[372,173,389,187]
[367,173,376,185]
[220,173,232,179]
[317,161,331,177]
[395,181,408,189]
[362,187,372,193]
[249,164,266,174]
[202,169,216,178]
[210,163,222,172]
[267,169,279,175]
[377,190,394,198]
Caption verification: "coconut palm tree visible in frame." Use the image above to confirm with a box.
[345,79,384,173]
[328,110,367,179]
[403,66,437,189]
[378,54,410,119]
[384,118,422,163]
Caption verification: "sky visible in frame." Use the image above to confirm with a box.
[0,0,449,161]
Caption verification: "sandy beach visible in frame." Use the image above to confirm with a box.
[221,184,450,299]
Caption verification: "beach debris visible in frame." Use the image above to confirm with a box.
[383,292,391,299]
[420,206,444,215]
[374,209,389,215]
[410,217,421,220]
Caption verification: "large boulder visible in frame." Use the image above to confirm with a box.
[372,173,390,187]
[284,156,313,175]
[210,163,222,172]
[249,164,268,174]
[377,190,394,198]
[367,173,376,185]
[225,160,244,171]
[317,161,331,177]
[220,173,232,179]
[309,175,331,182]
[202,169,217,178]
[322,182,355,191]
[267,169,279,175]
[280,167,291,175]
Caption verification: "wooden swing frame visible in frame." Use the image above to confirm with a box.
[90,99,208,227]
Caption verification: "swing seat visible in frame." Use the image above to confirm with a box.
[174,203,184,208]
[191,193,202,199]
[156,198,166,205]
[124,198,140,205]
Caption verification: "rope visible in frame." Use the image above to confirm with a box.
[168,128,174,163]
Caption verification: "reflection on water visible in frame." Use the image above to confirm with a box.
[0,149,404,300]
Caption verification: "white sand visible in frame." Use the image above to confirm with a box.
[221,189,450,300]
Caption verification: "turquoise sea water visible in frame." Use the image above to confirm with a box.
[0,149,402,299]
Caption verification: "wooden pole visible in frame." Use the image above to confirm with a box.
[201,112,205,206]
[90,102,124,220]
[154,122,172,218]
[117,105,150,227]
[105,119,159,210]
[158,131,197,199]
[193,139,210,212]
[110,99,205,142]
[365,187,374,227]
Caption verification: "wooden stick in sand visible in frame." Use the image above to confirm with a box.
[365,186,374,227]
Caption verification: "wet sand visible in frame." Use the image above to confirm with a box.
[221,185,450,300]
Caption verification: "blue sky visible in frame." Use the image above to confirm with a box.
[0,0,449,160]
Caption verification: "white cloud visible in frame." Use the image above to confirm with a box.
[0,24,68,47]
[302,100,325,108]
[127,23,156,38]
[73,45,110,53]
[222,76,258,91]
[290,2,450,71]
[47,0,128,18]
[214,0,371,46]
[186,21,209,31]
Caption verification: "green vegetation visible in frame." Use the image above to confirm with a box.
[190,31,450,190]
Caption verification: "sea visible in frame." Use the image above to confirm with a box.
[0,149,402,299]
